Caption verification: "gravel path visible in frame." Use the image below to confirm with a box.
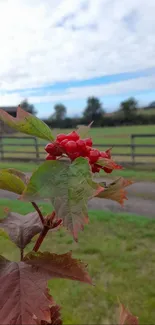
[0,178,155,218]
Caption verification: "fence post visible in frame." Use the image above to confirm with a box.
[131,135,135,165]
[34,138,40,161]
[0,137,4,160]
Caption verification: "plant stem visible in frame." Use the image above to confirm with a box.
[31,202,44,224]
[20,248,24,261]
[33,226,49,252]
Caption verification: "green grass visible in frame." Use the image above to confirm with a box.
[1,199,155,324]
[2,124,155,164]
[0,160,155,181]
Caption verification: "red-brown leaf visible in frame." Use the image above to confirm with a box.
[119,303,139,325]
[0,256,53,325]
[0,211,43,249]
[95,177,133,205]
[40,305,62,325]
[24,251,92,284]
[97,157,123,170]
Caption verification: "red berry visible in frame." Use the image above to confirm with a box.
[100,151,108,158]
[80,145,91,157]
[84,138,92,147]
[46,154,56,160]
[56,134,67,143]
[45,142,62,156]
[89,150,100,163]
[76,139,86,151]
[65,141,78,154]
[91,164,100,173]
[60,139,68,148]
[45,143,55,154]
[103,167,113,174]
[67,131,79,141]
[69,152,79,161]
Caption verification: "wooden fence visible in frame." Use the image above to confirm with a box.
[0,134,155,166]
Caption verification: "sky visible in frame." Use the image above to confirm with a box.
[0,0,155,118]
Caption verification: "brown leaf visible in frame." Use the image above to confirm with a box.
[0,251,91,324]
[24,251,92,284]
[97,157,123,170]
[0,211,43,249]
[95,177,133,205]
[40,305,62,325]
[0,256,53,325]
[77,121,93,138]
[119,303,139,325]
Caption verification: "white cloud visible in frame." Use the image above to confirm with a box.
[0,0,155,92]
[0,74,155,109]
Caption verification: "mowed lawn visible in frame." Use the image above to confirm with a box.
[0,199,155,324]
[1,124,155,164]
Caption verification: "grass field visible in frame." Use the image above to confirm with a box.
[0,199,155,324]
[0,160,155,182]
[1,124,155,164]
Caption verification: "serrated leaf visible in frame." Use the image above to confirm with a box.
[0,211,43,249]
[96,177,133,205]
[24,251,92,284]
[97,157,123,170]
[119,303,139,325]
[77,121,93,138]
[2,168,29,185]
[0,252,90,324]
[0,106,54,141]
[0,170,25,194]
[21,158,103,240]
[0,256,54,325]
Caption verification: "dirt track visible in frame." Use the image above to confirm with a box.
[0,178,155,218]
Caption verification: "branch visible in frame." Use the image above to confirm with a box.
[33,226,49,252]
[31,202,44,224]
[20,248,24,261]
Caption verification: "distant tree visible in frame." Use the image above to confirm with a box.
[83,97,104,124]
[148,101,155,109]
[52,103,67,121]
[120,97,138,119]
[20,99,37,115]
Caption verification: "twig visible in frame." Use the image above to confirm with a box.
[33,226,49,252]
[31,202,44,224]
[20,248,24,261]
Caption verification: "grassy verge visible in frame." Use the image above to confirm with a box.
[0,160,155,181]
[0,199,155,324]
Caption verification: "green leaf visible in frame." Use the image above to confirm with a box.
[2,168,29,185]
[0,228,10,240]
[0,106,54,141]
[21,158,103,240]
[0,170,25,194]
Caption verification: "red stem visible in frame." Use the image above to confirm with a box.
[33,226,49,252]
[32,202,44,224]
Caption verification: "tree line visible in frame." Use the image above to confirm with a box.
[20,97,155,128]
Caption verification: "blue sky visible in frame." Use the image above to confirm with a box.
[0,0,155,118]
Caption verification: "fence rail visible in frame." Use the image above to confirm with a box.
[0,134,154,166]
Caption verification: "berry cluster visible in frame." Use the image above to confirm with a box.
[45,131,112,173]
